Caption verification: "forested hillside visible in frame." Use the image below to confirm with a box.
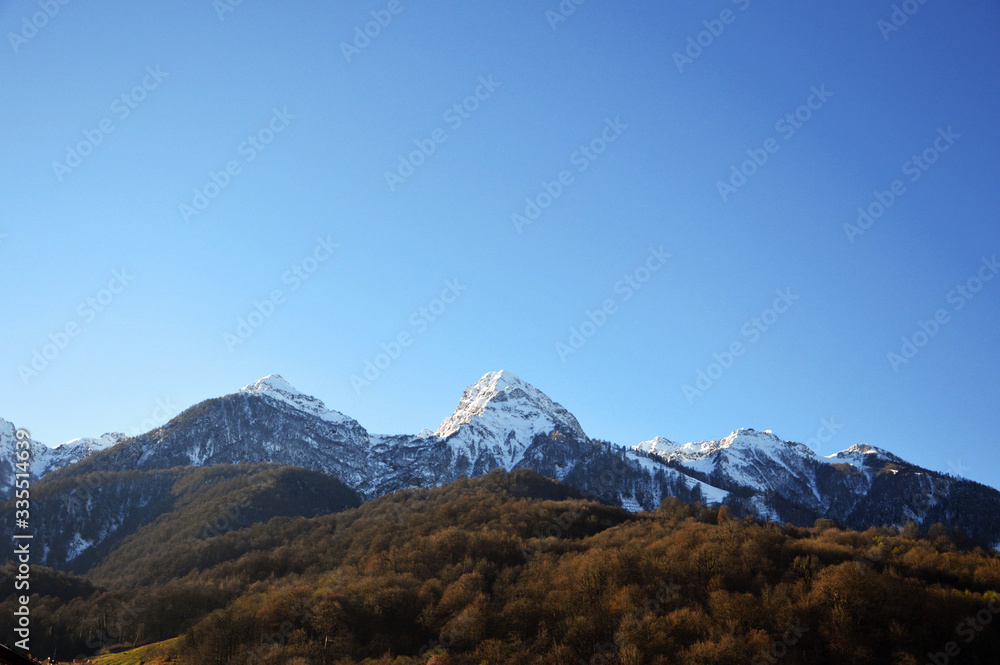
[2,469,999,665]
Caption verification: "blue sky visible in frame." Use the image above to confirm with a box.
[2,1,998,489]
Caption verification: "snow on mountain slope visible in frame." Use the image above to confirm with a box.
[240,374,352,425]
[625,450,728,504]
[57,433,127,453]
[45,376,378,501]
[632,427,886,520]
[434,370,588,471]
[635,427,825,495]
[636,436,684,457]
[51,433,129,466]
[823,443,907,469]
[0,419,128,499]
[1,418,50,491]
[360,372,729,511]
[437,370,587,439]
[630,427,1000,540]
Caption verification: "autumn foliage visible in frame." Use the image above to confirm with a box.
[3,469,999,665]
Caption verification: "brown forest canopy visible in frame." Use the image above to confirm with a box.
[2,468,999,665]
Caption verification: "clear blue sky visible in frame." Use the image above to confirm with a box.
[3,1,998,489]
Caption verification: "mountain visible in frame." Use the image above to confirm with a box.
[0,418,126,500]
[23,372,724,567]
[634,427,838,518]
[367,370,722,508]
[633,427,1000,544]
[362,369,591,494]
[7,371,1000,571]
[44,374,375,490]
[46,371,719,507]
[434,369,588,463]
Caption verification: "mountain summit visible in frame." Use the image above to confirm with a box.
[433,371,588,467]
[436,370,586,439]
[240,374,352,425]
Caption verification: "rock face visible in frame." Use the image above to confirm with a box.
[7,372,1000,569]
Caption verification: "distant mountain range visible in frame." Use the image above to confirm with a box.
[1,420,125,495]
[3,370,999,570]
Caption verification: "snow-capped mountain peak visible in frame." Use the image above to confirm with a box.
[55,433,127,452]
[435,370,586,440]
[839,443,885,456]
[824,443,905,467]
[719,427,785,448]
[240,374,350,424]
[644,428,794,462]
[634,436,684,456]
[427,371,589,472]
[241,374,304,397]
[45,432,130,470]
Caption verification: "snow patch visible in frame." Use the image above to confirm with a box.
[619,496,642,512]
[66,533,93,561]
